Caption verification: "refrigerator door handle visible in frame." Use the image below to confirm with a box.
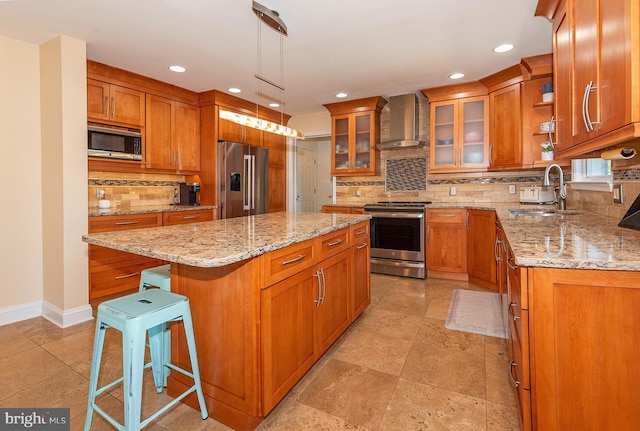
[243,155,251,211]
[250,154,256,211]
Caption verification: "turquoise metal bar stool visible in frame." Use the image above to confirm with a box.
[139,264,171,386]
[84,289,208,431]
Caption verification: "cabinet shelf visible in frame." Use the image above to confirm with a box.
[464,119,485,124]
[533,101,554,108]
[533,131,555,136]
[435,121,455,127]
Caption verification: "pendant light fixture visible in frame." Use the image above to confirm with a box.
[220,1,303,139]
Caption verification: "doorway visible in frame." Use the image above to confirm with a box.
[294,137,333,212]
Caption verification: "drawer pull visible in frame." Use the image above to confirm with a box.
[281,254,306,266]
[354,229,367,236]
[506,256,518,270]
[436,214,457,218]
[115,271,140,280]
[327,239,344,247]
[509,361,520,388]
[509,303,520,321]
[182,215,200,220]
[356,242,368,250]
[114,221,140,226]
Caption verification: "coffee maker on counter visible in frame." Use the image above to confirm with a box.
[179,182,200,206]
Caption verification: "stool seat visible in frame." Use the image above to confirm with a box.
[85,289,208,431]
[139,264,171,291]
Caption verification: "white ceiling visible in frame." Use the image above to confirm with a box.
[0,0,552,116]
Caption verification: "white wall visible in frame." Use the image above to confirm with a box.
[0,35,44,321]
[288,111,331,137]
[0,34,91,327]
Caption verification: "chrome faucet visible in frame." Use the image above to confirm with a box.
[543,163,567,210]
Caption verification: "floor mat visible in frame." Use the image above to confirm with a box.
[445,289,507,338]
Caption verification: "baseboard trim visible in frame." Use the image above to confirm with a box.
[0,301,43,326]
[42,301,94,328]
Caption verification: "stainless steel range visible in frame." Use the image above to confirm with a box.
[364,201,431,279]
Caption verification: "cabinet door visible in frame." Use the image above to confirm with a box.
[316,252,351,354]
[351,238,371,320]
[145,94,175,169]
[467,209,497,289]
[331,114,351,175]
[261,268,316,413]
[218,117,262,146]
[353,113,375,173]
[431,101,457,169]
[87,79,110,122]
[263,132,287,212]
[460,97,489,168]
[530,268,640,430]
[489,84,522,169]
[162,209,213,226]
[553,4,573,153]
[175,102,200,172]
[426,223,468,273]
[110,84,145,127]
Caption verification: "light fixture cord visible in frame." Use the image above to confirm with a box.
[280,31,284,126]
[256,13,262,120]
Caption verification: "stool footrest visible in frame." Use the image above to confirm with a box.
[91,403,125,431]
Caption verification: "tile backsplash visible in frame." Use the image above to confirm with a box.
[88,171,185,209]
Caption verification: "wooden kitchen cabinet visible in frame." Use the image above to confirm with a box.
[351,222,371,320]
[466,209,497,290]
[263,131,287,213]
[488,83,522,169]
[426,209,468,277]
[88,213,163,300]
[538,0,640,157]
[87,78,145,128]
[218,112,262,146]
[145,94,200,172]
[428,96,489,172]
[323,96,387,176]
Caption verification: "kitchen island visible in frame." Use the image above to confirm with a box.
[83,212,371,431]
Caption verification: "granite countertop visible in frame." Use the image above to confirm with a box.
[83,212,370,268]
[494,207,640,271]
[88,204,217,217]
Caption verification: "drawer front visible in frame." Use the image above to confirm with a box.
[262,238,318,287]
[89,213,162,233]
[426,208,467,224]
[163,209,214,226]
[89,244,141,267]
[89,256,160,300]
[320,228,350,259]
[350,221,370,242]
[514,384,532,431]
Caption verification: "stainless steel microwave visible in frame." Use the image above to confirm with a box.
[87,125,142,160]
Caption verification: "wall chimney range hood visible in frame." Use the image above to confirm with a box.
[376,93,427,150]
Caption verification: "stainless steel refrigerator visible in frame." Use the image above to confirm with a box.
[218,141,269,219]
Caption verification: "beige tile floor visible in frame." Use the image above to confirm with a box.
[0,274,520,431]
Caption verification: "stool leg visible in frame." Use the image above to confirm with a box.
[123,327,146,431]
[84,320,107,431]
[148,323,165,393]
[181,305,208,420]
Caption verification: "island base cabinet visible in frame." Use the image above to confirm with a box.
[168,260,262,431]
[351,237,371,319]
[528,268,640,431]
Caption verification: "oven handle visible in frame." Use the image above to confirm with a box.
[365,211,424,219]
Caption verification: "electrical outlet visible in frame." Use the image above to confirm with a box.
[613,184,624,204]
[450,186,457,196]
[509,184,516,195]
[356,188,361,197]
[96,189,105,199]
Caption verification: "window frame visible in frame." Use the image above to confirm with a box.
[569,158,613,192]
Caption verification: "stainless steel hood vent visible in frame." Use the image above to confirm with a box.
[376,93,427,150]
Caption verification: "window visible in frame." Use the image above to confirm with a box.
[570,158,613,191]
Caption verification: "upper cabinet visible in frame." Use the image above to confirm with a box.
[324,97,387,176]
[145,94,200,173]
[538,0,640,157]
[87,78,145,128]
[423,84,489,173]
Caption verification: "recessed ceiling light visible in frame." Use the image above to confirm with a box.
[494,43,515,53]
[449,73,465,80]
[228,88,241,93]
[269,103,280,108]
[168,65,186,73]
[336,92,348,98]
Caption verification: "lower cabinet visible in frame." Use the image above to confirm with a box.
[466,209,497,290]
[504,247,640,431]
[426,209,468,276]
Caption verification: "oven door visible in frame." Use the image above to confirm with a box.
[368,211,425,262]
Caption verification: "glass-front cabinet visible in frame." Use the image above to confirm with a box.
[430,96,489,172]
[324,96,387,176]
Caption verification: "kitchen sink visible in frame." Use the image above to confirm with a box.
[508,208,580,217]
